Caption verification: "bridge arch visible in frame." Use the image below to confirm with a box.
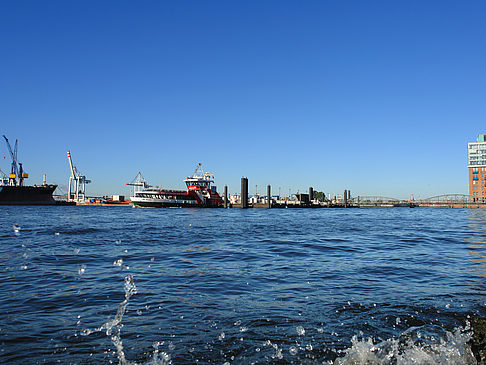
[420,194,483,203]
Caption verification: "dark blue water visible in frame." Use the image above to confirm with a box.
[1,206,485,364]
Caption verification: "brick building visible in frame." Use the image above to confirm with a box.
[468,134,486,202]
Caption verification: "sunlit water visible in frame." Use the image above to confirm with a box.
[1,206,486,363]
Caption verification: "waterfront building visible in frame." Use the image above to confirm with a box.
[468,134,486,202]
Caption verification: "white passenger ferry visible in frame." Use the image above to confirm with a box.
[127,164,223,208]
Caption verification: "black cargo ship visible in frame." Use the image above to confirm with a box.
[1,135,62,205]
[0,184,58,205]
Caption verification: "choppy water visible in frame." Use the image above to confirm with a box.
[1,206,486,364]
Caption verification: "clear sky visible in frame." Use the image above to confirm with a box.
[1,1,485,199]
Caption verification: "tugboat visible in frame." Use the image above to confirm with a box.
[0,135,58,205]
[128,163,223,208]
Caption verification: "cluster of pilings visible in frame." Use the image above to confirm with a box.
[221,177,353,208]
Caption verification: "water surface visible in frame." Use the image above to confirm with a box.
[1,206,485,363]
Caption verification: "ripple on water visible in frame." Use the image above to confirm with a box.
[0,207,484,363]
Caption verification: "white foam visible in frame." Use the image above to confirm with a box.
[335,324,475,365]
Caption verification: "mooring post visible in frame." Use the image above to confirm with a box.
[224,185,228,208]
[241,177,248,209]
[309,187,314,205]
[344,189,348,208]
[267,185,271,208]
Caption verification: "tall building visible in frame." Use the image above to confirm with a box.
[468,134,486,202]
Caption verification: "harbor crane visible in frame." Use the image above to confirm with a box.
[67,150,91,202]
[126,171,151,194]
[3,135,28,186]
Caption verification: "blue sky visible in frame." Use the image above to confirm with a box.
[1,1,485,199]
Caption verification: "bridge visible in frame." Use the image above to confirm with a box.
[349,194,486,208]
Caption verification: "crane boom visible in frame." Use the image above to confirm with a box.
[67,150,76,178]
[66,150,91,202]
[3,135,18,177]
[3,135,22,185]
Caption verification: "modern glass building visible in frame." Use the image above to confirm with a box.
[468,134,486,202]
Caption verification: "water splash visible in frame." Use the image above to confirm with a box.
[335,324,475,364]
[13,224,20,235]
[262,339,283,360]
[81,274,170,364]
[296,325,305,336]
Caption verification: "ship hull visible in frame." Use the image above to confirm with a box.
[130,190,221,208]
[132,201,221,208]
[131,197,200,208]
[0,185,57,205]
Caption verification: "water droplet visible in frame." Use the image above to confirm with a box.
[255,348,260,352]
[396,317,401,325]
[219,332,225,340]
[234,320,242,326]
[150,257,155,261]
[78,265,86,275]
[73,248,80,255]
[54,232,60,236]
[306,344,313,351]
[168,342,175,350]
[113,259,123,267]
[446,303,451,309]
[21,265,27,270]
[289,346,298,355]
[317,328,324,333]
[13,224,21,234]
[240,326,248,332]
[136,310,142,315]
[296,326,305,336]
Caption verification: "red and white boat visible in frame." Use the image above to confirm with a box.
[128,164,223,208]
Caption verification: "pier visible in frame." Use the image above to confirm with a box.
[224,178,486,209]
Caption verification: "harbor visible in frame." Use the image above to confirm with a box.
[2,135,486,209]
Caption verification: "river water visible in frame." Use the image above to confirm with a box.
[1,206,485,364]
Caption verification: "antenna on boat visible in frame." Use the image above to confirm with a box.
[191,163,204,178]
